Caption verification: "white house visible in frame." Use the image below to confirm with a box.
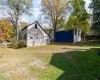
[73,29,81,42]
[21,21,50,47]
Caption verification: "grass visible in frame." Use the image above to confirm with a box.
[0,41,100,80]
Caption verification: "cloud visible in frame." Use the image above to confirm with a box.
[33,0,41,8]
[33,8,42,18]
[84,0,91,13]
[20,0,42,23]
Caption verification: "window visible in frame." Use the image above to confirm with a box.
[30,37,33,39]
[35,24,37,29]
[78,31,80,36]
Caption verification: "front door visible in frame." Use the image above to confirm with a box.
[28,36,34,47]
[34,37,40,46]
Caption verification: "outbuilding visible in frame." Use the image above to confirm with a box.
[21,21,50,47]
[55,30,81,43]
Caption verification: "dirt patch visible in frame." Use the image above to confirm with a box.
[3,66,37,80]
[29,59,47,69]
[0,58,38,80]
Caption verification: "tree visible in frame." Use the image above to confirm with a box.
[90,0,100,34]
[0,29,4,42]
[66,0,90,38]
[0,19,14,41]
[19,22,29,30]
[0,0,33,41]
[37,15,44,26]
[42,0,69,40]
[57,17,66,30]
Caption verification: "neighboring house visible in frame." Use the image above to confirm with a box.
[50,32,54,41]
[55,30,81,43]
[44,28,81,42]
[20,21,50,47]
[44,28,54,41]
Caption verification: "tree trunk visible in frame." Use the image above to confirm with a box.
[53,28,56,45]
[15,17,19,41]
[17,24,19,41]
[84,34,86,41]
[53,23,56,42]
[15,3,20,41]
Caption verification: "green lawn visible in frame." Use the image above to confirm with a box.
[0,42,100,80]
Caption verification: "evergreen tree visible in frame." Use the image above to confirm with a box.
[90,0,100,34]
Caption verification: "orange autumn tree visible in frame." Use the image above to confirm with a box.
[0,29,4,42]
[0,19,14,41]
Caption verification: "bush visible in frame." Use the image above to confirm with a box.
[8,39,27,49]
[0,40,3,43]
[8,42,18,49]
[17,40,27,48]
[12,42,18,49]
[8,38,18,48]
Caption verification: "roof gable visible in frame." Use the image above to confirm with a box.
[22,21,36,30]
[22,21,49,36]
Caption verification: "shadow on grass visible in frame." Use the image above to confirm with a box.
[50,48,100,80]
[50,41,100,47]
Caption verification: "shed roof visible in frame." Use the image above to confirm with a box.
[21,21,49,37]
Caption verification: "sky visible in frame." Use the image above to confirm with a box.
[21,0,91,23]
[20,0,42,23]
[84,0,91,13]
[0,0,91,23]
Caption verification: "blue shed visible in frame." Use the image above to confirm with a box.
[55,30,81,43]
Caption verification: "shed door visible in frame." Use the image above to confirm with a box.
[34,37,41,46]
[28,36,34,46]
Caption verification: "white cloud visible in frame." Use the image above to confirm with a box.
[20,0,42,23]
[20,7,42,23]
[33,8,41,18]
[84,0,91,13]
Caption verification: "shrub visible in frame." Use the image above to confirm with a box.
[17,40,27,48]
[12,42,18,49]
[8,38,18,48]
[0,40,3,43]
[8,39,27,49]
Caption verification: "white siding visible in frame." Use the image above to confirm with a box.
[73,30,81,42]
[21,22,50,47]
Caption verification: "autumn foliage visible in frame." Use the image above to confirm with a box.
[0,29,4,42]
[0,19,14,41]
